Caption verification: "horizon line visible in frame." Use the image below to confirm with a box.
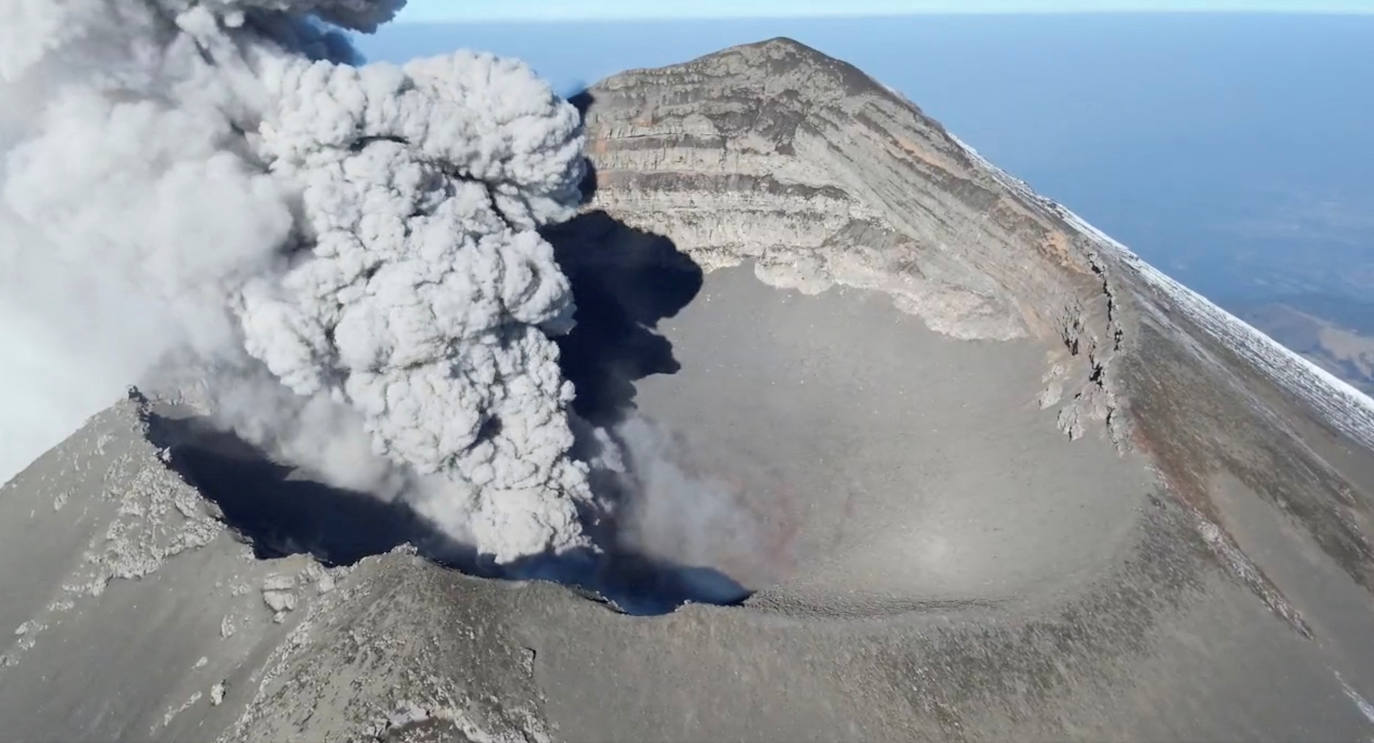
[391,9,1374,24]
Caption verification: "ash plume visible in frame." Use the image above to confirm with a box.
[0,1,595,562]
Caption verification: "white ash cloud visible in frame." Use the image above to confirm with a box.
[0,0,595,562]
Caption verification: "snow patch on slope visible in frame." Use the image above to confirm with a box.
[952,134,1374,452]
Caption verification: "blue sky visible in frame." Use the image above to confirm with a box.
[396,0,1374,22]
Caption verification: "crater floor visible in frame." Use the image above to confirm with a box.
[622,264,1153,614]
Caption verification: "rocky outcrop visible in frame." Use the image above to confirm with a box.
[580,37,1124,442]
[0,394,556,742]
[579,37,1374,606]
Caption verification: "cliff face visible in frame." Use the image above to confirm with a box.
[580,37,1124,440]
[582,38,1104,341]
[5,38,1374,743]
[579,37,1374,609]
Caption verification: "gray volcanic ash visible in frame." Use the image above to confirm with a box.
[0,0,594,562]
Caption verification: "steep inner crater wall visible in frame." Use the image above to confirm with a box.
[616,265,1152,614]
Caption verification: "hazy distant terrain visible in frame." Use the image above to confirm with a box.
[1238,302,1374,393]
[357,13,1374,392]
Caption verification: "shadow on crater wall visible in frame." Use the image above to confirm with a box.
[140,204,739,614]
[147,409,744,614]
[540,206,752,612]
[144,413,475,568]
[543,208,704,428]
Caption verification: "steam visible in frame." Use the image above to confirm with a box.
[596,418,796,597]
[0,1,595,562]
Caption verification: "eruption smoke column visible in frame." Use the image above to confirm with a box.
[0,1,596,562]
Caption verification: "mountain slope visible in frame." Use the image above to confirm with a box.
[4,38,1374,742]
[581,36,1374,607]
